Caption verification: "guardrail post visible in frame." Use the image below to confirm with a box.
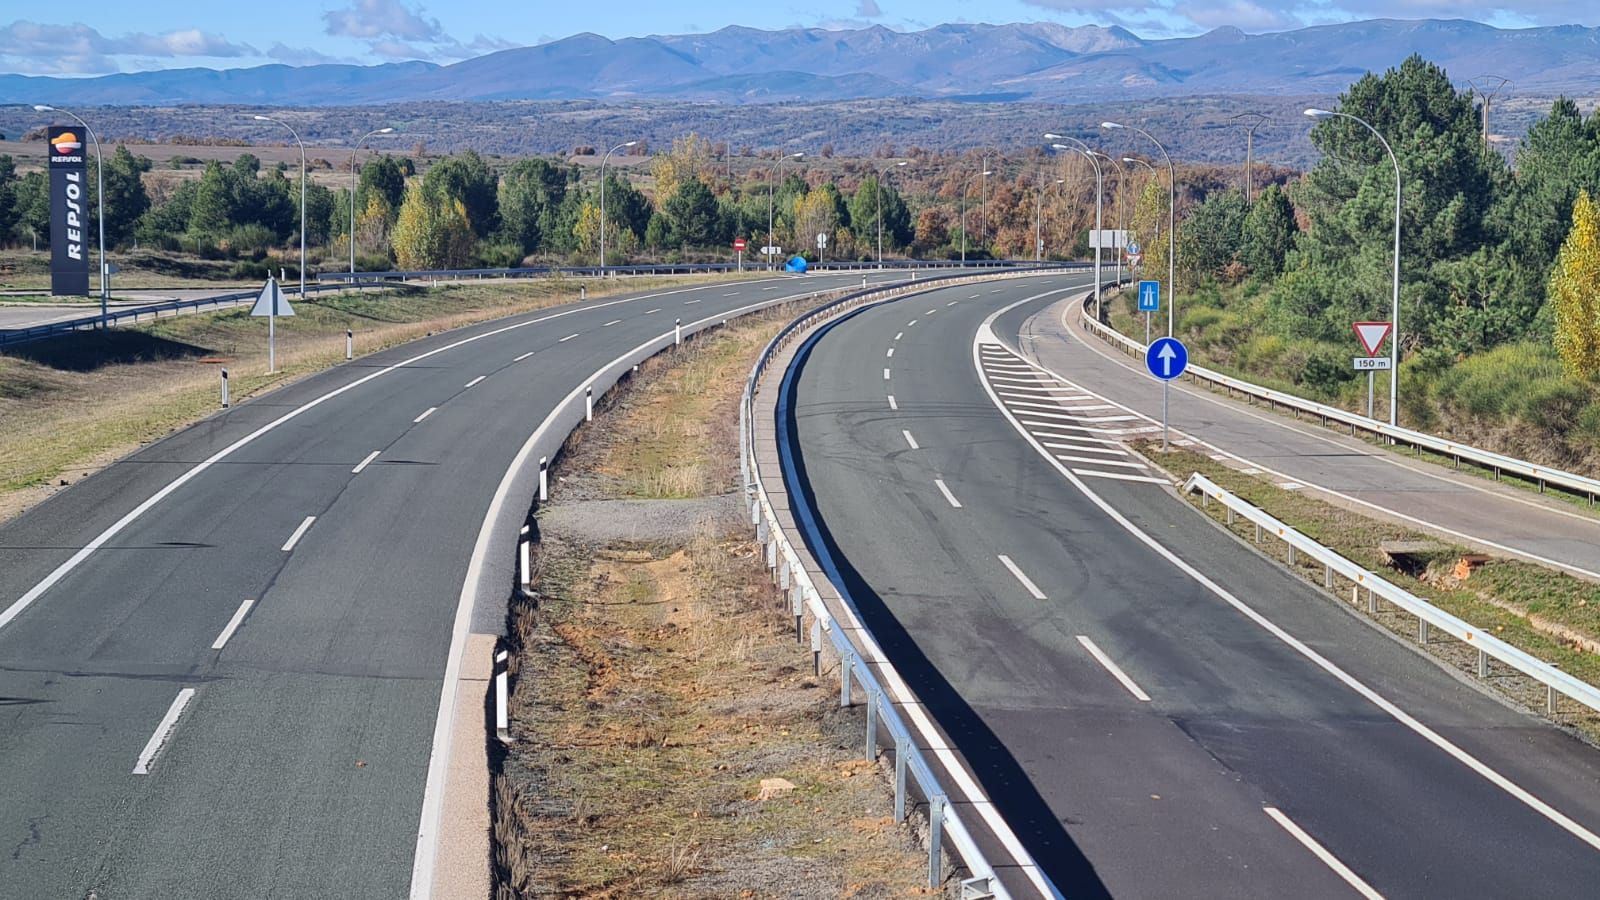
[1254,523,1262,543]
[220,369,230,408]
[840,658,853,707]
[1367,587,1377,614]
[928,794,946,888]
[866,690,879,760]
[1478,649,1489,678]
[766,537,777,571]
[811,618,822,675]
[1418,619,1429,644]
[1549,684,1558,715]
[894,736,908,821]
[538,457,548,502]
[792,588,803,642]
[1287,545,1297,565]
[1226,508,1235,525]
[1324,564,1332,589]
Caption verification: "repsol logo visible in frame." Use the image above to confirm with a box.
[63,171,83,261]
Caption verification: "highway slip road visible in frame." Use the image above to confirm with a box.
[783,280,1600,898]
[1009,296,1600,583]
[0,270,911,899]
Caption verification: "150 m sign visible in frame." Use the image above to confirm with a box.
[48,126,89,297]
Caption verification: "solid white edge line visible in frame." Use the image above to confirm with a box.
[998,554,1047,600]
[1075,634,1151,701]
[903,429,920,451]
[464,376,486,388]
[132,687,195,775]
[210,597,257,650]
[976,298,1600,857]
[352,450,380,475]
[414,407,437,424]
[1264,807,1386,900]
[280,515,316,552]
[0,274,806,634]
[934,478,963,508]
[409,277,911,897]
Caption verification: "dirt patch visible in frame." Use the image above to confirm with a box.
[493,311,937,898]
[1140,441,1600,741]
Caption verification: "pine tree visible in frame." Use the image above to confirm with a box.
[1552,190,1600,379]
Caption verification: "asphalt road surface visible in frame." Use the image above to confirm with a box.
[1012,297,1600,582]
[783,280,1600,898]
[0,269,914,899]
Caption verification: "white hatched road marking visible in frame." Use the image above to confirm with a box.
[1072,469,1170,485]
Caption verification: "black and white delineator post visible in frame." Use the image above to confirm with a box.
[250,275,295,374]
[346,329,353,361]
[675,318,682,346]
[220,368,230,408]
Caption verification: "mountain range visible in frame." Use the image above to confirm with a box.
[1,19,1598,107]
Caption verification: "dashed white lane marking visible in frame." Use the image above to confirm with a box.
[903,429,920,450]
[884,368,892,380]
[559,334,579,342]
[763,285,781,290]
[413,407,437,424]
[602,319,622,327]
[463,376,486,388]
[722,292,739,297]
[133,688,196,775]
[352,450,380,475]
[989,288,1004,294]
[934,478,962,508]
[895,332,904,341]
[907,319,918,327]
[1057,454,1148,470]
[998,554,1047,600]
[888,395,898,411]
[970,294,982,299]
[1264,808,1386,900]
[686,298,704,304]
[645,308,660,314]
[1077,635,1152,701]
[281,515,316,552]
[926,309,939,315]
[513,351,533,362]
[1072,469,1170,485]
[947,300,959,306]
[886,348,895,358]
[210,598,256,650]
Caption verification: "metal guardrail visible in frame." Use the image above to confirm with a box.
[319,258,1064,284]
[1182,472,1600,717]
[0,282,389,349]
[1081,299,1600,504]
[740,267,1082,899]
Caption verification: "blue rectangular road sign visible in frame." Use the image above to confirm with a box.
[1138,280,1160,312]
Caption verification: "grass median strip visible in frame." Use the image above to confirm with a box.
[1139,442,1600,739]
[0,275,739,523]
[492,308,933,897]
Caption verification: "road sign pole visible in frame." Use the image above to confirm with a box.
[268,308,276,375]
[1144,312,1150,346]
[1162,381,1170,451]
[1367,370,1375,419]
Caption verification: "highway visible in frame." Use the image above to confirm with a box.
[0,269,912,898]
[1008,297,1600,582]
[781,278,1600,897]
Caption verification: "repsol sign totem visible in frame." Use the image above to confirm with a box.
[48,125,90,296]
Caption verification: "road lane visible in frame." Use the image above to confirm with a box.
[783,280,1600,897]
[0,269,913,898]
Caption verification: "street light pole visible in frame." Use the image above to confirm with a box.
[1050,140,1102,314]
[600,140,638,272]
[877,161,907,268]
[768,151,803,271]
[1092,151,1128,286]
[252,115,306,299]
[960,169,990,267]
[1102,122,1176,336]
[1305,108,1404,426]
[35,105,106,318]
[348,126,394,275]
[1230,113,1268,201]
[1034,175,1064,263]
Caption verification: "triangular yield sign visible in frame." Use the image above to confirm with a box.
[250,277,295,318]
[1353,321,1391,357]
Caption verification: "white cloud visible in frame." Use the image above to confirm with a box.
[323,0,444,41]
[1174,0,1292,29]
[857,0,885,17]
[266,43,352,66]
[1020,0,1600,33]
[0,20,254,73]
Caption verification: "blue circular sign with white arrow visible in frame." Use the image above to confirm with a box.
[1146,336,1188,381]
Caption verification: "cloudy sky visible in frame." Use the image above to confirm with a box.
[0,0,1593,75]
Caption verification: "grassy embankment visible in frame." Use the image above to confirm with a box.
[0,274,742,522]
[493,307,936,896]
[1107,282,1600,478]
[1143,442,1600,737]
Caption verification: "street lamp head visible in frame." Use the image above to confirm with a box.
[32,104,54,112]
[895,160,908,167]
[1043,133,1061,140]
[377,127,395,134]
[1049,144,1069,152]
[1304,108,1334,119]
[623,140,638,147]
[1121,157,1140,164]
[252,115,272,121]
[792,152,805,159]
[1101,121,1124,130]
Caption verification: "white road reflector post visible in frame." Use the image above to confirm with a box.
[538,456,548,501]
[585,386,593,422]
[580,285,586,301]
[519,540,531,587]
[220,369,230,408]
[346,329,353,361]
[494,648,512,745]
[675,318,682,346]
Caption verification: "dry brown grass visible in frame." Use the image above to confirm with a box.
[493,311,936,898]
